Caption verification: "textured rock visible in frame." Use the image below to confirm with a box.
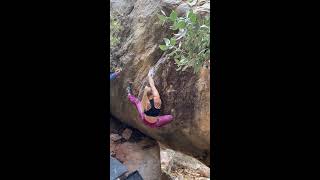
[160,147,210,179]
[110,117,161,180]
[114,140,161,179]
[122,128,133,140]
[110,0,210,166]
[194,0,210,16]
[161,171,174,180]
[196,178,210,180]
[110,0,136,15]
[110,133,122,142]
[175,175,183,180]
[199,168,210,178]
[160,150,174,170]
[175,3,191,16]
[162,0,182,9]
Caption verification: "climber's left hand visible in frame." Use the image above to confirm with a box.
[148,67,155,77]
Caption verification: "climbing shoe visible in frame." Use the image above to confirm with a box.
[126,83,132,95]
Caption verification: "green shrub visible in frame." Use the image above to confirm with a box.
[110,15,122,47]
[158,10,210,73]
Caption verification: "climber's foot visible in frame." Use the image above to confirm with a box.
[170,109,176,119]
[127,82,133,95]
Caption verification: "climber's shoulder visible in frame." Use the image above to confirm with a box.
[153,96,161,109]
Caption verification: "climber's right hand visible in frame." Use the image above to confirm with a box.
[148,67,155,77]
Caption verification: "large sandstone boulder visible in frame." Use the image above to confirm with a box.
[110,0,210,166]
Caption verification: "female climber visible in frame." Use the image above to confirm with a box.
[126,68,173,128]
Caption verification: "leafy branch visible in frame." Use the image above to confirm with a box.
[157,10,210,73]
[110,15,122,47]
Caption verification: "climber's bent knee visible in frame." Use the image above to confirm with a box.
[155,115,173,127]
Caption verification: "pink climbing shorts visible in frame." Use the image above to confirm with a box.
[128,94,173,128]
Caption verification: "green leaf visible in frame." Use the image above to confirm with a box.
[200,25,209,29]
[157,10,210,73]
[172,25,178,30]
[187,10,192,18]
[159,45,168,51]
[164,38,170,46]
[169,11,177,21]
[180,57,187,64]
[191,15,197,24]
[188,58,195,66]
[177,21,186,29]
[157,14,166,21]
[188,11,197,23]
[194,64,201,73]
[171,21,179,30]
[170,38,176,46]
[157,14,167,25]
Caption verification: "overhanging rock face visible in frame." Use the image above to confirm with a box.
[110,0,210,166]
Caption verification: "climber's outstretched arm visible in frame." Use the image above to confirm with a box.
[148,73,161,108]
[148,75,160,98]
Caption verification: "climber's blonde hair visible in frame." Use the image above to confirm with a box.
[141,86,152,112]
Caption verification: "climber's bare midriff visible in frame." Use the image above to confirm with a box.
[144,115,158,123]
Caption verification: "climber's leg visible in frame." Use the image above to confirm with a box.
[128,94,144,120]
[155,115,173,127]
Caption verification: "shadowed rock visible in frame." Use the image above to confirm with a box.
[110,117,161,180]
